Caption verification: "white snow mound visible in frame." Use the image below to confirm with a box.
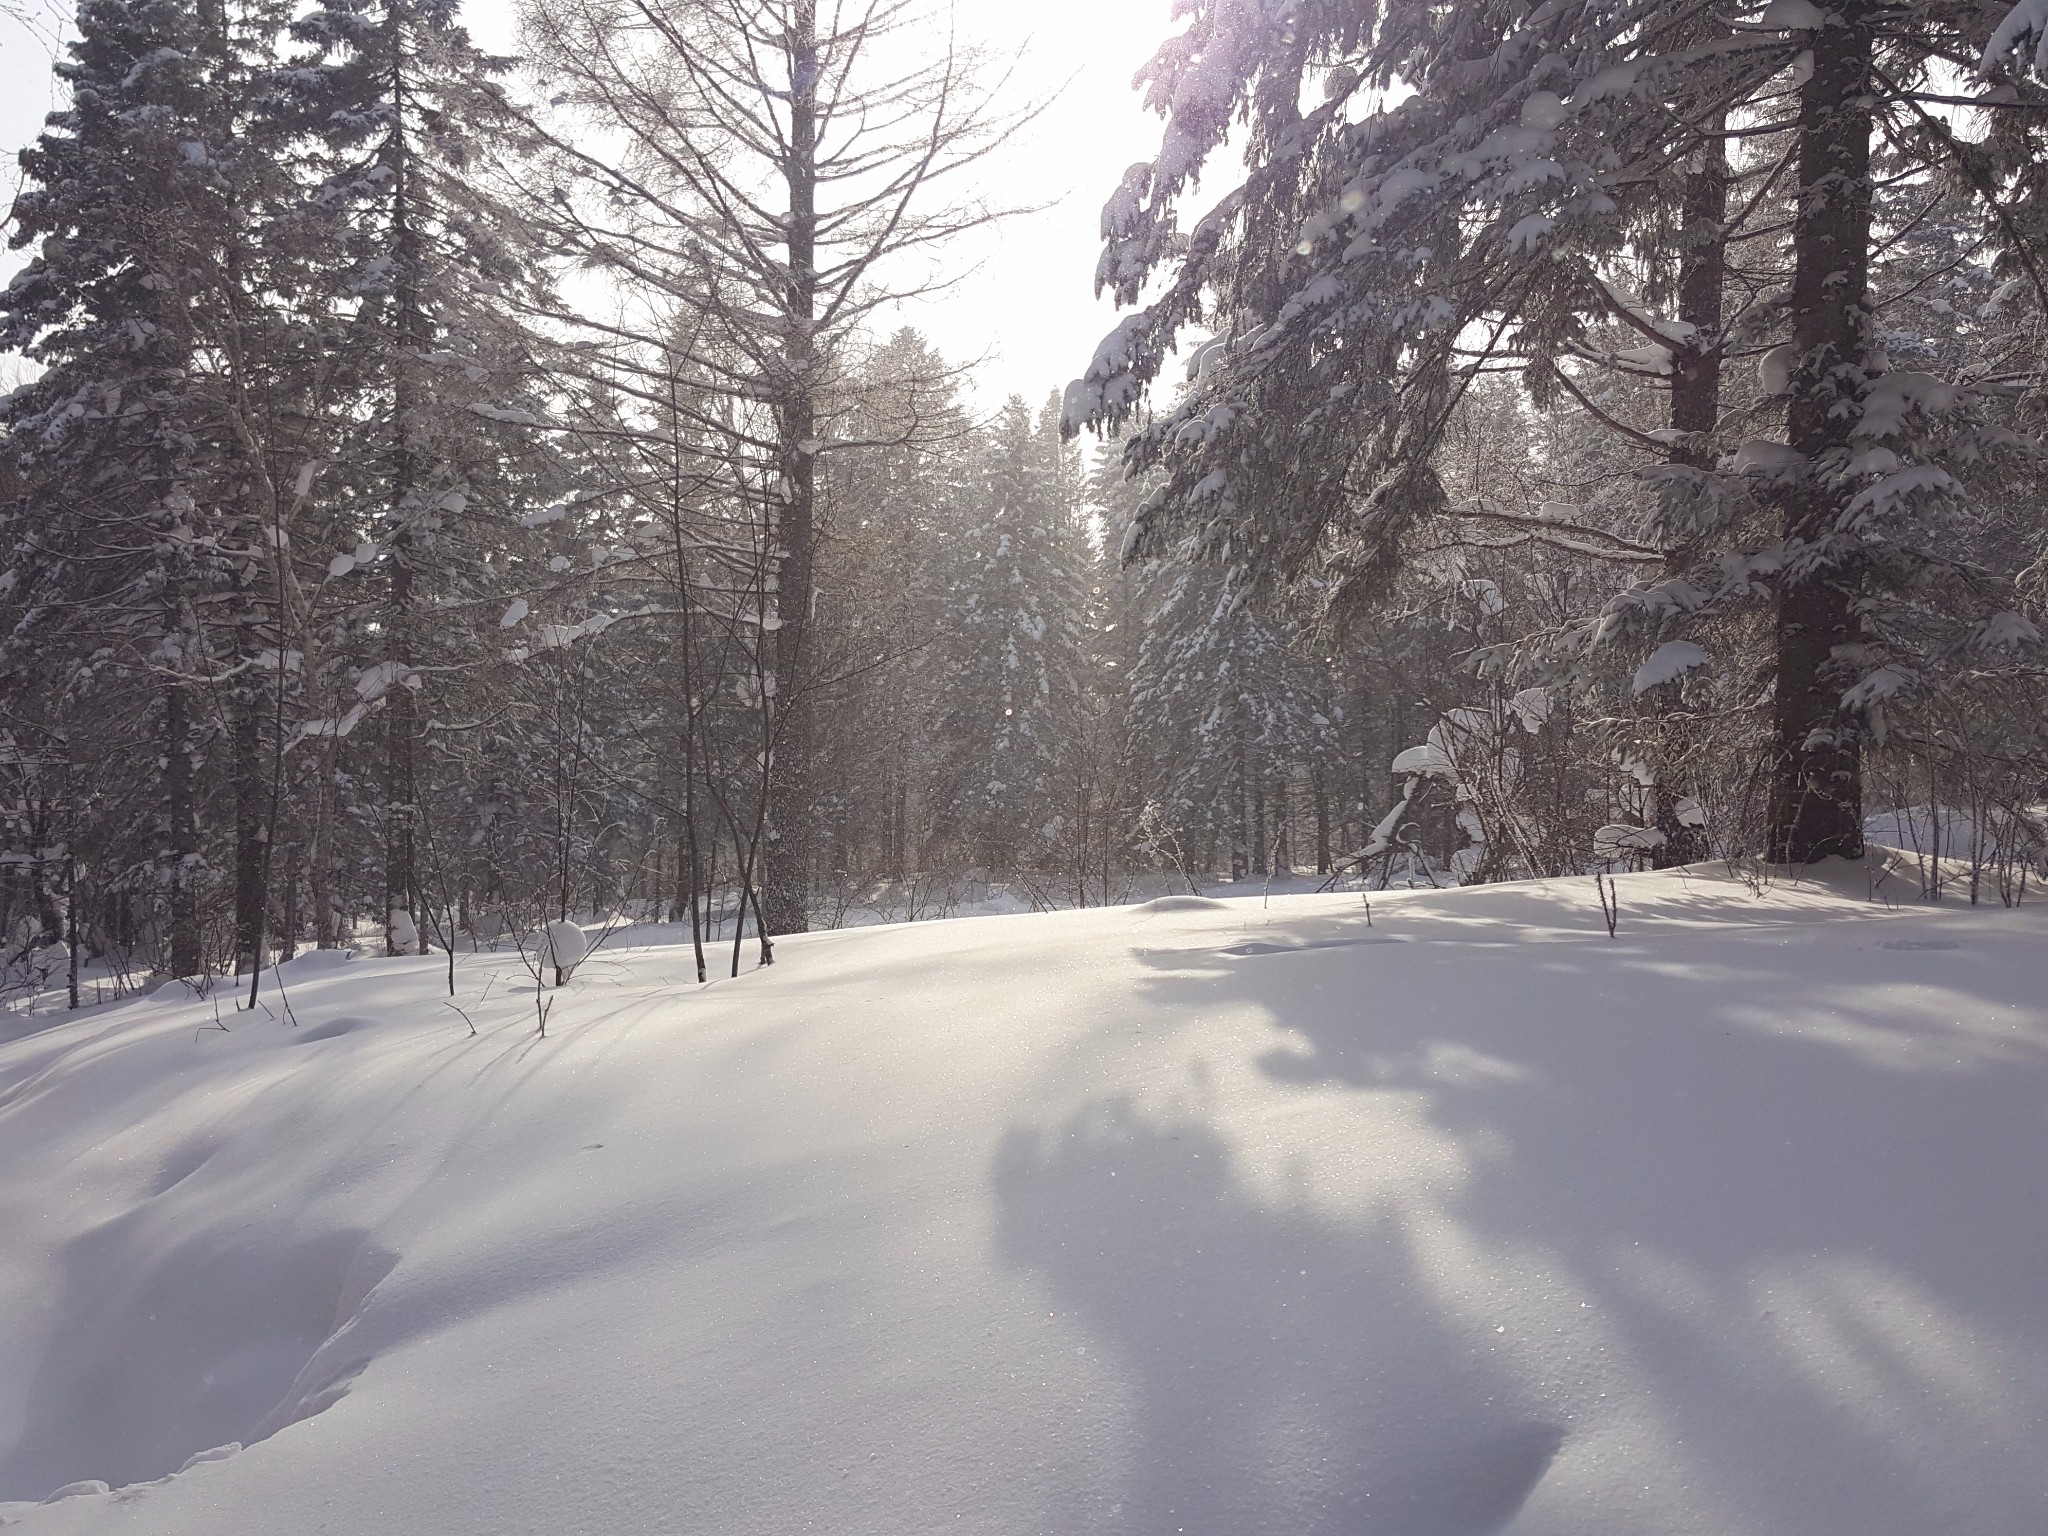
[541,919,589,980]
[2,865,2046,1534]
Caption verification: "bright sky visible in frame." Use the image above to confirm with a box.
[0,0,1176,409]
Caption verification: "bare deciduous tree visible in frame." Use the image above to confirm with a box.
[517,0,1032,933]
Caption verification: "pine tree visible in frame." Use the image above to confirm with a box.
[1069,0,2048,866]
[932,395,1090,872]
[3,0,308,974]
[285,0,556,951]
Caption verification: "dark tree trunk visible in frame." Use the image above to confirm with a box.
[1652,114,1728,870]
[1768,6,1871,864]
[760,1,820,938]
[279,848,300,961]
[383,46,425,949]
[165,681,202,977]
[1230,733,1249,881]
[1251,774,1268,877]
[234,692,264,970]
[384,540,419,949]
[310,737,339,948]
[1313,770,1331,875]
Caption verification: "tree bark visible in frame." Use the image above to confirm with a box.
[1652,117,1728,869]
[234,691,264,970]
[165,680,202,976]
[1313,769,1331,875]
[310,736,339,947]
[760,0,820,937]
[383,34,425,949]
[1768,5,1871,864]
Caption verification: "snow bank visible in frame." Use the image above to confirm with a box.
[2,865,2045,1534]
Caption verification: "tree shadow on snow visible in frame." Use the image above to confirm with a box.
[993,906,2048,1532]
[993,1100,1565,1536]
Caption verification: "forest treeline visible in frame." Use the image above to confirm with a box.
[4,0,2048,993]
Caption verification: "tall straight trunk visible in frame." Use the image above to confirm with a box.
[1313,769,1332,874]
[233,691,264,970]
[684,819,700,925]
[165,680,202,976]
[309,736,339,947]
[889,772,908,881]
[760,0,820,937]
[1252,776,1268,877]
[1652,116,1728,869]
[1768,6,1871,864]
[65,849,79,1011]
[383,44,425,949]
[384,539,419,947]
[1230,732,1250,881]
[28,805,63,943]
[279,848,300,961]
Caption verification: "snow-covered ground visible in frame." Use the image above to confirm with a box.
[2,858,2045,1534]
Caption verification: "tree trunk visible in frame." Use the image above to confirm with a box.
[385,540,419,948]
[382,28,426,952]
[165,681,202,977]
[1652,116,1728,869]
[760,1,820,937]
[1251,774,1268,877]
[1313,770,1331,875]
[310,736,338,947]
[233,691,264,970]
[279,848,300,961]
[1768,5,1871,864]
[1230,733,1249,881]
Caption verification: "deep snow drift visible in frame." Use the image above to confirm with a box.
[2,861,2045,1535]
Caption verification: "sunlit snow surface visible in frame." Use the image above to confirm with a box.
[3,860,2046,1534]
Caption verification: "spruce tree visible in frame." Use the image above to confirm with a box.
[1069,0,2048,865]
[285,0,554,950]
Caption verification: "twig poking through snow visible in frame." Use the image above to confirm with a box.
[1595,873,1620,938]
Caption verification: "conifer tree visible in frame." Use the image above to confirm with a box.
[1069,0,2048,865]
[285,0,556,950]
[3,0,304,974]
[933,395,1090,870]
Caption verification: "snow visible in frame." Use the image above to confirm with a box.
[352,662,420,703]
[1565,61,1646,108]
[1976,610,2041,649]
[1519,92,1569,131]
[1631,639,1710,694]
[1612,343,1671,376]
[1359,797,1408,858]
[1506,214,1555,253]
[1756,0,1830,29]
[1390,742,1452,776]
[1731,439,1808,476]
[3,866,2047,1534]
[1757,344,1797,396]
[540,919,588,980]
[1981,0,2048,76]
[466,404,545,427]
[1855,372,1961,439]
[1592,822,1666,857]
[1507,687,1551,733]
[1844,465,1959,520]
